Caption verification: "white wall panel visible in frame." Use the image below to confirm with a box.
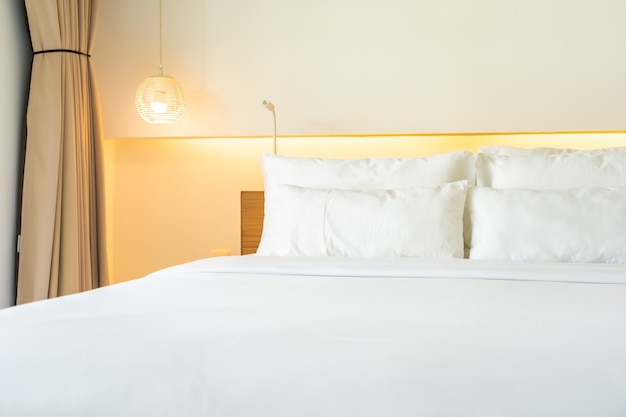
[94,0,626,138]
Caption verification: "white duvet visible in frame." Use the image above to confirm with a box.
[1,256,626,417]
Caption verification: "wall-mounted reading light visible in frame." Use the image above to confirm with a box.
[262,99,277,154]
[135,0,186,124]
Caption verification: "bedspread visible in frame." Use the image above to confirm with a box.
[1,256,626,417]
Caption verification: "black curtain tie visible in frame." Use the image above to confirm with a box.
[34,49,91,57]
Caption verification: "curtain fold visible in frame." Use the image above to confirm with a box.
[18,0,108,304]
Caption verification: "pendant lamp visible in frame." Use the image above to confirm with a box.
[135,0,185,124]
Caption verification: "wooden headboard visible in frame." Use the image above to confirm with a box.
[240,191,264,255]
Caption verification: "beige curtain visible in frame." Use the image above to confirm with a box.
[17,0,108,304]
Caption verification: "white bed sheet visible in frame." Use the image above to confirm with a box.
[1,256,626,417]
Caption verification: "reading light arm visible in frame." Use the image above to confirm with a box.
[262,100,277,154]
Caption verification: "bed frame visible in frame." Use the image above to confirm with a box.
[240,191,264,254]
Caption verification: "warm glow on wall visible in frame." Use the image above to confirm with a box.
[103,132,626,284]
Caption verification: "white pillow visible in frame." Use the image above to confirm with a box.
[468,186,626,263]
[478,145,626,156]
[257,181,468,258]
[262,152,476,256]
[476,151,626,189]
[262,151,476,192]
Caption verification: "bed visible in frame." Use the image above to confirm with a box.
[2,145,626,417]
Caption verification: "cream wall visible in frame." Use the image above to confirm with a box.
[93,0,626,138]
[105,132,626,284]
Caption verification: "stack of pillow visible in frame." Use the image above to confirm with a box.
[257,146,626,263]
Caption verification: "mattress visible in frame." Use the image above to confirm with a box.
[1,256,626,417]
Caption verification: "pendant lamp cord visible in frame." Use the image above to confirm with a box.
[158,0,163,76]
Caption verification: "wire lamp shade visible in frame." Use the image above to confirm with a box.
[135,0,185,124]
[135,72,185,124]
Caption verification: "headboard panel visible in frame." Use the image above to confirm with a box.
[240,191,264,255]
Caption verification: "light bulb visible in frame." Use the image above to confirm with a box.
[135,75,185,124]
[150,91,168,113]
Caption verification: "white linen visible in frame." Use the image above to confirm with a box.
[476,151,626,188]
[478,145,626,156]
[257,182,467,258]
[259,152,476,256]
[469,186,626,263]
[261,151,476,191]
[2,256,626,417]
